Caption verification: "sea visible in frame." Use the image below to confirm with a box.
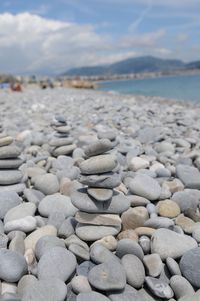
[97,73,200,103]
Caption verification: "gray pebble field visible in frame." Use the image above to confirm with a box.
[0,87,200,301]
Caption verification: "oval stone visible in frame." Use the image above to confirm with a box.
[80,155,118,175]
[71,189,130,214]
[0,249,27,282]
[38,247,77,282]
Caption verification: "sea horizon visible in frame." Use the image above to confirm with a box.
[97,73,200,103]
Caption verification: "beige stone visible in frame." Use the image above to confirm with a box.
[121,206,149,230]
[24,225,57,250]
[163,179,184,193]
[176,214,195,234]
[157,199,181,218]
[117,229,138,242]
[135,227,156,236]
[91,235,117,251]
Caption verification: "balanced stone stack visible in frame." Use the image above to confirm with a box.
[0,132,24,192]
[71,138,130,241]
[49,115,76,157]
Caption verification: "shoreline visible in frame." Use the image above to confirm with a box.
[1,87,200,136]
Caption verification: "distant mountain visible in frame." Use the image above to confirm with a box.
[65,56,187,76]
[185,60,200,69]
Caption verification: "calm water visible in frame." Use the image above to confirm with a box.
[97,73,200,102]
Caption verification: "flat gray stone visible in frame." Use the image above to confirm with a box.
[84,139,112,157]
[176,165,200,189]
[38,193,78,218]
[76,223,121,241]
[129,174,161,201]
[0,158,23,169]
[180,247,200,288]
[75,212,121,226]
[88,261,126,291]
[38,246,77,281]
[122,254,145,288]
[22,278,67,301]
[0,170,23,185]
[80,172,121,188]
[151,229,197,260]
[71,189,130,214]
[87,188,113,201]
[0,191,21,219]
[0,145,21,159]
[4,203,36,224]
[0,249,27,282]
[80,154,118,175]
[52,144,76,156]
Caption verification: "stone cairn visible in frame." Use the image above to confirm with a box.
[71,138,130,242]
[0,131,24,190]
[49,115,76,157]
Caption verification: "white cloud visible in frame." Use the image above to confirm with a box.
[0,12,111,74]
[176,33,189,42]
[121,29,166,48]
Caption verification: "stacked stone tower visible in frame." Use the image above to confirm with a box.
[49,116,76,157]
[71,138,130,241]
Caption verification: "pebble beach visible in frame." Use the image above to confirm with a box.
[0,87,200,301]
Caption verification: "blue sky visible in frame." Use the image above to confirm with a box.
[0,0,200,74]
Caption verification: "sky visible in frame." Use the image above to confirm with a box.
[0,0,200,74]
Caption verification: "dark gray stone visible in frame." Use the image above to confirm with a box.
[71,188,130,214]
[180,247,200,288]
[88,261,126,291]
[79,172,121,188]
[122,254,145,288]
[145,276,174,299]
[116,239,144,260]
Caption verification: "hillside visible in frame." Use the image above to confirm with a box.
[65,56,186,76]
